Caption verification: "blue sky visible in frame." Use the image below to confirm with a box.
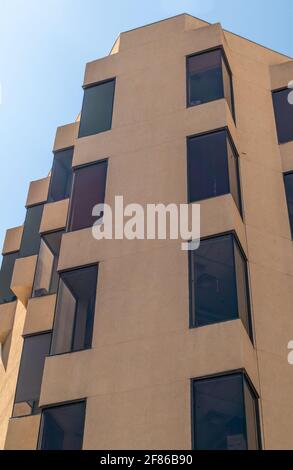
[0,0,292,250]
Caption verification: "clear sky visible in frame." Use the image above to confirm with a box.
[0,0,292,250]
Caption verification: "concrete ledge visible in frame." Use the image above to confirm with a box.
[26,177,50,208]
[40,320,258,407]
[2,226,23,255]
[0,301,16,345]
[199,194,247,253]
[270,60,293,90]
[53,123,78,152]
[23,294,56,336]
[11,256,38,307]
[40,199,69,234]
[4,415,41,450]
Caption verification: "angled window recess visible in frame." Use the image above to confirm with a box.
[187,49,235,120]
[78,79,115,138]
[38,401,86,450]
[12,332,51,418]
[32,230,63,298]
[47,148,73,202]
[272,88,293,144]
[50,265,98,356]
[19,204,44,258]
[0,252,18,304]
[68,160,108,232]
[284,172,293,238]
[192,372,261,450]
[189,233,252,339]
[188,129,242,214]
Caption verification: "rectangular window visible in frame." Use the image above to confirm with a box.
[272,88,293,144]
[19,204,44,258]
[50,265,98,356]
[68,160,108,232]
[32,231,63,298]
[38,401,86,450]
[187,129,242,214]
[187,49,235,119]
[0,252,18,304]
[284,172,293,238]
[13,333,51,417]
[189,233,252,339]
[48,148,73,202]
[78,79,115,138]
[191,372,261,450]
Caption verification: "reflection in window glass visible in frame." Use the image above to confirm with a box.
[188,130,229,202]
[50,265,98,355]
[13,333,51,417]
[38,401,86,450]
[192,373,260,450]
[68,160,108,232]
[48,148,73,202]
[32,231,63,297]
[190,234,237,327]
[188,130,241,214]
[222,57,235,119]
[227,135,241,213]
[189,233,252,338]
[19,204,44,258]
[284,172,293,238]
[233,239,251,337]
[272,89,293,143]
[187,49,234,118]
[187,50,223,106]
[243,379,260,450]
[78,79,115,138]
[0,252,18,304]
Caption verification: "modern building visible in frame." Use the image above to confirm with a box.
[0,13,293,450]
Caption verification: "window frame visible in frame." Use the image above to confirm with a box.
[66,158,108,233]
[31,229,64,299]
[37,398,87,450]
[283,170,293,239]
[49,262,99,357]
[19,203,44,258]
[0,250,18,304]
[186,46,236,122]
[188,231,253,341]
[78,77,116,139]
[12,331,52,418]
[272,86,293,144]
[186,127,243,217]
[190,369,262,451]
[47,146,74,203]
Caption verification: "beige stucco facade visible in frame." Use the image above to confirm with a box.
[0,14,293,450]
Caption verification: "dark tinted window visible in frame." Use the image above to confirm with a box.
[78,79,115,138]
[48,148,73,202]
[189,233,252,338]
[68,161,108,232]
[192,373,260,450]
[188,130,241,213]
[38,401,86,450]
[51,265,98,355]
[243,379,260,450]
[32,231,63,297]
[0,252,18,304]
[13,333,51,417]
[19,204,44,257]
[227,134,241,212]
[187,49,234,118]
[284,172,293,238]
[273,88,293,143]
